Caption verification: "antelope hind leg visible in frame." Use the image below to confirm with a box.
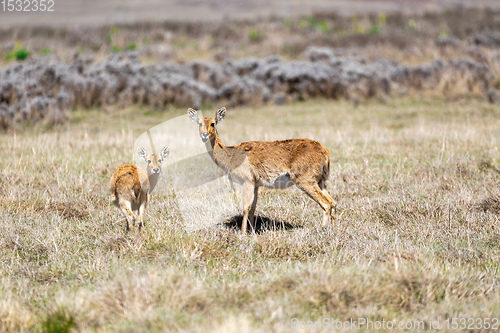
[119,199,136,232]
[296,182,334,226]
[137,197,148,231]
[248,186,259,233]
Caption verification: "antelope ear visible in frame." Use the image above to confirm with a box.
[188,108,200,124]
[137,146,148,161]
[161,146,170,159]
[215,107,226,124]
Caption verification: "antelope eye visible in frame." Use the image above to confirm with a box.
[158,159,162,163]
[210,123,215,127]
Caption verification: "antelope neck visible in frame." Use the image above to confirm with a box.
[206,130,236,170]
[147,168,160,192]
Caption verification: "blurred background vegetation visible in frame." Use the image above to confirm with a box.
[1,1,500,130]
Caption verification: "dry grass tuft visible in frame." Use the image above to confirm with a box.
[480,194,500,215]
[0,198,89,219]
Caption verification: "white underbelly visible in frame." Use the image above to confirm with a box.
[260,172,294,189]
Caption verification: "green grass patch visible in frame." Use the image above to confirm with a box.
[5,48,30,61]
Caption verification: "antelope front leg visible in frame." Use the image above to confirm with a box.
[248,186,259,232]
[241,182,257,234]
[228,174,237,200]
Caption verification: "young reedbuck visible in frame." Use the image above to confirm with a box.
[110,146,170,232]
[188,107,337,234]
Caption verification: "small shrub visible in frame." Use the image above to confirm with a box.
[124,43,136,51]
[408,18,419,31]
[299,17,330,32]
[5,48,30,61]
[41,308,76,333]
[106,25,119,43]
[369,25,380,35]
[440,28,449,38]
[110,44,136,52]
[319,21,329,32]
[249,28,262,42]
[378,12,386,27]
[355,26,365,34]
[299,19,309,29]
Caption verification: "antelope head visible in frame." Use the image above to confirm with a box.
[138,146,170,174]
[188,107,226,143]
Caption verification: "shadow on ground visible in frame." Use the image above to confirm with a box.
[222,215,301,234]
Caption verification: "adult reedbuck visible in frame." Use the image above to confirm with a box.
[188,107,336,234]
[110,146,169,232]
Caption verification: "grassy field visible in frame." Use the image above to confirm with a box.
[1,96,500,332]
